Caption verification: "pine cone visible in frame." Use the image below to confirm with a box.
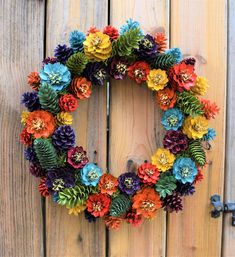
[38,83,60,115]
[66,52,88,76]
[152,53,176,70]
[24,146,38,162]
[112,28,143,57]
[21,91,40,111]
[56,112,73,126]
[38,177,49,197]
[188,140,206,167]
[29,162,46,177]
[54,44,73,63]
[84,62,108,86]
[176,91,204,117]
[136,34,157,60]
[182,57,196,66]
[34,138,58,170]
[42,57,57,67]
[163,192,183,212]
[109,194,131,217]
[155,173,177,198]
[163,130,189,154]
[52,125,75,151]
[176,182,195,196]
[154,32,167,53]
[58,184,97,208]
[84,209,97,223]
[27,71,41,90]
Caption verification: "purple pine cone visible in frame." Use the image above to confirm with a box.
[183,57,196,66]
[163,192,183,213]
[136,34,158,60]
[84,62,108,86]
[163,130,188,154]
[29,162,46,177]
[54,44,73,63]
[108,57,129,80]
[46,167,75,192]
[175,182,195,196]
[24,146,38,162]
[21,91,40,111]
[84,209,97,222]
[118,172,140,195]
[42,57,58,68]
[52,125,75,151]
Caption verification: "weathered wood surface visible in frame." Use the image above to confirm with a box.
[109,1,169,257]
[46,1,107,257]
[167,1,227,257]
[223,1,235,256]
[0,0,45,257]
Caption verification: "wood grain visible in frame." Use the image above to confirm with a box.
[222,1,235,256]
[46,1,107,257]
[167,1,227,257]
[0,0,45,256]
[108,1,169,257]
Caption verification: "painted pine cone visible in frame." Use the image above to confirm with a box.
[163,130,188,154]
[163,192,183,212]
[52,125,75,151]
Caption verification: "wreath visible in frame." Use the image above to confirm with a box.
[20,19,219,230]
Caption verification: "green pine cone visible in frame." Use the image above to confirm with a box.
[155,173,177,198]
[33,138,58,170]
[109,194,131,217]
[188,140,206,167]
[152,53,176,70]
[38,84,60,115]
[66,52,88,76]
[112,28,144,57]
[177,91,204,116]
[57,184,98,208]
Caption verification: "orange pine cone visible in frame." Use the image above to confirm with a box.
[27,71,41,90]
[70,77,92,99]
[154,32,167,53]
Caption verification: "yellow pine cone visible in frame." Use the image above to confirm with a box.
[151,148,175,172]
[67,204,87,216]
[83,31,112,62]
[147,69,169,91]
[182,115,209,139]
[56,112,73,126]
[190,76,209,96]
[21,111,30,125]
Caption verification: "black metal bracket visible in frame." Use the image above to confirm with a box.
[210,194,235,226]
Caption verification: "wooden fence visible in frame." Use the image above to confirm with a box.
[0,0,234,256]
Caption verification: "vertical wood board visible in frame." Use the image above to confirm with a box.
[167,1,227,257]
[222,1,235,256]
[0,0,45,256]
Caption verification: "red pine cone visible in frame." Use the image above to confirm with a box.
[87,26,99,35]
[59,94,78,112]
[126,210,143,227]
[194,167,204,184]
[154,32,167,53]
[38,177,49,197]
[103,25,119,41]
[20,128,32,146]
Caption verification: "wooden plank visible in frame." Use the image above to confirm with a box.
[167,1,227,257]
[222,1,235,256]
[0,1,45,256]
[46,1,108,257]
[109,1,169,257]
